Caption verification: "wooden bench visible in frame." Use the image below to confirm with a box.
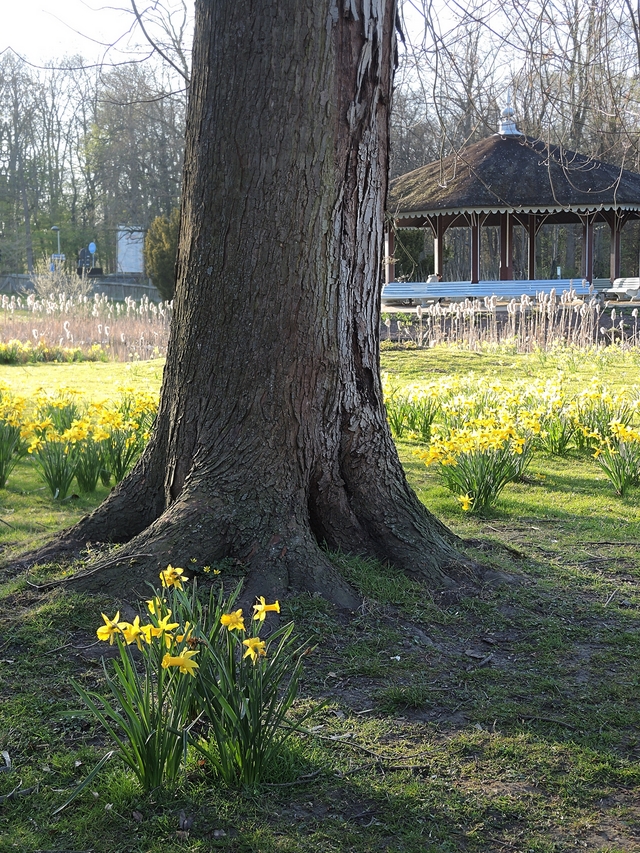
[381,279,591,306]
[604,278,640,301]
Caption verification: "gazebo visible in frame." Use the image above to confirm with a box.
[386,105,640,287]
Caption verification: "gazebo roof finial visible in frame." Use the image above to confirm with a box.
[498,91,524,136]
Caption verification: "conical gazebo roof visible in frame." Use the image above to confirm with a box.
[388,133,640,220]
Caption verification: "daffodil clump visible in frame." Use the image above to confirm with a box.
[383,373,640,509]
[74,565,201,792]
[97,387,157,482]
[195,592,313,789]
[13,386,157,497]
[0,388,28,488]
[514,379,576,455]
[570,382,638,453]
[0,338,107,364]
[384,383,441,441]
[592,420,640,496]
[420,414,533,512]
[74,566,309,794]
[382,374,461,441]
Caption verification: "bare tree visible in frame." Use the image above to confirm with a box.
[88,64,185,230]
[0,55,45,272]
[393,0,640,166]
[389,0,640,279]
[0,51,186,275]
[0,1,191,275]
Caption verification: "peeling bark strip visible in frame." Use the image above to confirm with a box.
[26,0,461,602]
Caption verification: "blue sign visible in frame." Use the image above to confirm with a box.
[88,242,97,254]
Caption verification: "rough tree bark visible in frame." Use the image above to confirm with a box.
[26,0,463,604]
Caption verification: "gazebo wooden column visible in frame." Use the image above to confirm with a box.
[499,212,513,280]
[434,216,445,278]
[527,214,537,280]
[611,230,621,281]
[601,210,632,282]
[580,214,594,284]
[610,212,622,282]
[385,226,395,284]
[470,212,481,284]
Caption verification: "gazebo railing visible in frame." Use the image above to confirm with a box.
[381,278,593,306]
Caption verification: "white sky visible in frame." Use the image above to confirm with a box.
[1,0,192,65]
[1,0,440,67]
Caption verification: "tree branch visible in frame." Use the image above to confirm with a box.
[130,0,190,83]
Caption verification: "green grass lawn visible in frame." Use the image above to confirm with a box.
[0,348,639,853]
[0,358,164,401]
[381,341,640,394]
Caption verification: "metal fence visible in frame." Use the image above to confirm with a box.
[0,274,163,302]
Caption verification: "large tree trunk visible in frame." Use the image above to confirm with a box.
[25,0,463,605]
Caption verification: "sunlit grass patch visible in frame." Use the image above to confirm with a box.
[0,360,163,402]
[375,684,434,713]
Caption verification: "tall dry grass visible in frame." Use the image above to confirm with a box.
[0,292,173,361]
[2,284,639,363]
[388,288,640,351]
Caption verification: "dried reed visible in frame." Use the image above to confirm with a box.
[390,288,640,352]
[0,292,173,361]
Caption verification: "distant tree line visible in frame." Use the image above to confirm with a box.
[0,53,185,277]
[392,0,640,176]
[4,0,640,285]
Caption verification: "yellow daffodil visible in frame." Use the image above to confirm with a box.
[147,595,165,618]
[156,613,180,646]
[121,615,144,649]
[252,597,280,622]
[242,637,266,663]
[92,426,110,442]
[458,494,473,511]
[161,649,199,676]
[221,609,245,631]
[146,596,163,616]
[159,565,188,590]
[140,622,157,644]
[96,611,124,644]
[175,621,193,643]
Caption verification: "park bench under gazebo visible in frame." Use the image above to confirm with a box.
[383,104,640,304]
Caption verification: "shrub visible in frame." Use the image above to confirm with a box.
[144,208,180,300]
[31,260,93,302]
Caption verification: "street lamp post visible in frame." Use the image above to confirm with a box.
[50,226,64,269]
